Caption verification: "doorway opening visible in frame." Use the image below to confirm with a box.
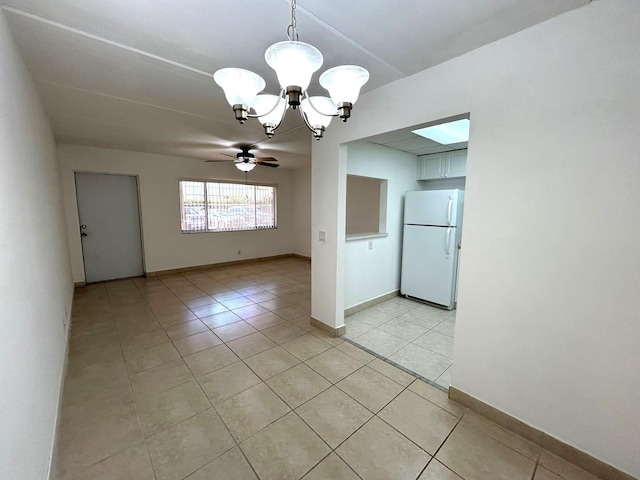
[342,114,470,391]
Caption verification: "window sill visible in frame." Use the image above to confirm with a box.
[346,232,389,242]
[181,226,277,234]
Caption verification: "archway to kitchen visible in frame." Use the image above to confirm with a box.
[341,115,470,391]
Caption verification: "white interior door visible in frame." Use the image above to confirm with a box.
[75,172,144,283]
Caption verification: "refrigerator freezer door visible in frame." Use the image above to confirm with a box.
[401,225,457,309]
[404,189,461,227]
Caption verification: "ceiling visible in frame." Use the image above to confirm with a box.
[365,121,469,157]
[2,0,589,168]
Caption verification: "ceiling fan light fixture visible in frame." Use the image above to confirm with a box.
[235,162,256,172]
[212,0,368,139]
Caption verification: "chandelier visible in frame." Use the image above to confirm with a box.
[213,0,369,140]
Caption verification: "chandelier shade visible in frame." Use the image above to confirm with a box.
[254,94,288,138]
[319,65,370,106]
[213,68,265,109]
[301,97,335,127]
[254,94,287,125]
[301,96,336,139]
[265,41,323,91]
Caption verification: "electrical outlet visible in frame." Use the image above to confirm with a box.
[318,230,327,243]
[368,240,373,250]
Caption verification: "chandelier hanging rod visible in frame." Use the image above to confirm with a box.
[213,0,369,140]
[287,0,299,41]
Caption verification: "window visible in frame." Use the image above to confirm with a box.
[179,180,277,233]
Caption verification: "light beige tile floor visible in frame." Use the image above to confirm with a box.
[344,297,456,389]
[55,257,602,480]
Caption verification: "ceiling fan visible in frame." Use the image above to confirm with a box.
[205,145,279,172]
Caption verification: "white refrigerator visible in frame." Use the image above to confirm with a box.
[400,189,464,310]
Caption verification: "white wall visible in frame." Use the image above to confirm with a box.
[0,10,73,480]
[292,166,311,257]
[344,142,419,309]
[58,145,300,282]
[311,0,640,476]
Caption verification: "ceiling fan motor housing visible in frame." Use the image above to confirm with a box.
[206,146,278,169]
[237,146,255,162]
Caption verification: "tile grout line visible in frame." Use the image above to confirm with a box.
[129,265,308,479]
[289,359,428,478]
[345,326,453,365]
[291,409,366,480]
[146,261,309,478]
[76,282,164,479]
[172,305,330,462]
[132,277,214,480]
[417,414,466,479]
[222,340,382,476]
[530,448,543,480]
[66,261,461,480]
[341,336,450,393]
[111,282,156,480]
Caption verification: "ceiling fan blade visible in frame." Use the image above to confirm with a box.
[257,161,279,168]
[206,152,238,161]
[255,157,278,162]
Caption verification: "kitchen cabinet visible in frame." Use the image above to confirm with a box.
[418,150,467,180]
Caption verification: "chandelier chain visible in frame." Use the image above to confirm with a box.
[287,0,299,41]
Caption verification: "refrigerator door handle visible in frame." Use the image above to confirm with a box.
[446,227,452,255]
[447,196,453,226]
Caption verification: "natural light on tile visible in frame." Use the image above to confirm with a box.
[412,119,470,145]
